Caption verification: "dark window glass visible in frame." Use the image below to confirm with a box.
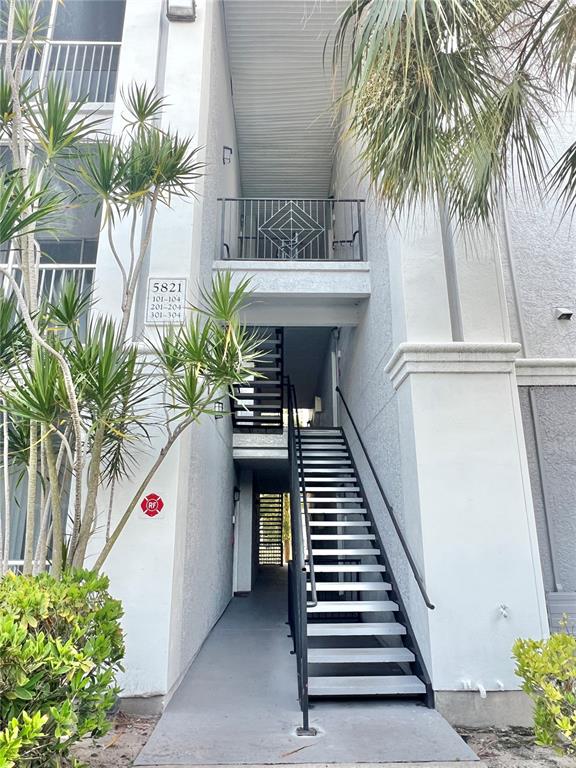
[0,2,51,38]
[53,0,126,42]
[39,238,98,264]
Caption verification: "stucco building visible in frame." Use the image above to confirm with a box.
[7,0,576,734]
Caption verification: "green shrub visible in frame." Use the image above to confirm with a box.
[513,631,576,754]
[0,570,124,767]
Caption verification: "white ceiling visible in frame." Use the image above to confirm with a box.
[222,0,345,199]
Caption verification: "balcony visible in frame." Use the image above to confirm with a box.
[215,198,371,326]
[0,40,121,103]
[219,198,366,262]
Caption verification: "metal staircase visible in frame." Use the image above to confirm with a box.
[258,493,284,565]
[231,327,284,431]
[298,427,431,701]
[287,382,433,732]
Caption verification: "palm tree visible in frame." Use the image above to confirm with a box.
[335,0,576,223]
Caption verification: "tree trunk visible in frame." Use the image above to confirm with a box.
[72,425,105,569]
[43,426,63,579]
[22,420,38,574]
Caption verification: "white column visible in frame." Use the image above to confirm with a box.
[385,209,548,706]
[234,469,254,594]
[91,1,218,707]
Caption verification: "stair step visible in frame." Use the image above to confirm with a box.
[235,416,282,422]
[308,647,415,664]
[307,622,405,637]
[308,600,398,613]
[237,380,281,387]
[306,497,364,503]
[303,475,357,481]
[311,534,376,541]
[235,405,282,411]
[306,487,360,493]
[300,460,352,465]
[300,442,346,448]
[309,581,391,591]
[308,509,367,514]
[302,452,349,457]
[308,564,385,573]
[300,468,355,474]
[309,521,370,527]
[311,548,380,556]
[302,430,342,436]
[234,392,282,399]
[308,675,426,697]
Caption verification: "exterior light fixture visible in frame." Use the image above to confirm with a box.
[554,307,574,320]
[166,0,196,22]
[222,146,233,165]
[214,400,224,419]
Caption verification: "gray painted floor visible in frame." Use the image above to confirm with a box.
[136,568,477,766]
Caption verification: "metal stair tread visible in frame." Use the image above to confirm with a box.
[308,600,398,613]
[309,521,371,527]
[308,675,426,696]
[308,647,415,664]
[307,564,385,572]
[308,581,391,591]
[307,622,406,636]
[305,497,364,503]
[308,509,367,514]
[311,548,381,556]
[310,534,375,540]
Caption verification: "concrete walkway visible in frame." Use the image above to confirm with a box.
[136,568,477,766]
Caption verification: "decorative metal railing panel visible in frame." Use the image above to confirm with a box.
[219,198,366,261]
[0,40,121,102]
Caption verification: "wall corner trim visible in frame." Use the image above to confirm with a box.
[385,342,522,390]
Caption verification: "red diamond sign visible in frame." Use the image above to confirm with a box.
[141,493,164,518]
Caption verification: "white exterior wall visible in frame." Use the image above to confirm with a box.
[91,0,241,705]
[499,108,576,602]
[332,132,548,706]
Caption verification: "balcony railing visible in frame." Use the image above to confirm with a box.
[2,263,96,304]
[218,198,366,261]
[0,40,121,103]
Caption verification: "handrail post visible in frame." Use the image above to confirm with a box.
[220,198,227,259]
[286,378,317,737]
[335,386,435,610]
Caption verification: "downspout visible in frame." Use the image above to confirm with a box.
[501,198,560,592]
[439,201,465,341]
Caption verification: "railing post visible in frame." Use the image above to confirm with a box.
[220,198,227,259]
[296,567,315,736]
[357,199,366,261]
[286,379,317,737]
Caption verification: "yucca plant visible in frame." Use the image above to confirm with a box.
[336,0,576,223]
[78,82,204,340]
[0,1,258,578]
[93,273,263,572]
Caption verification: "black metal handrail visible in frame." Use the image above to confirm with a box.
[292,384,317,609]
[286,378,317,735]
[336,386,435,610]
